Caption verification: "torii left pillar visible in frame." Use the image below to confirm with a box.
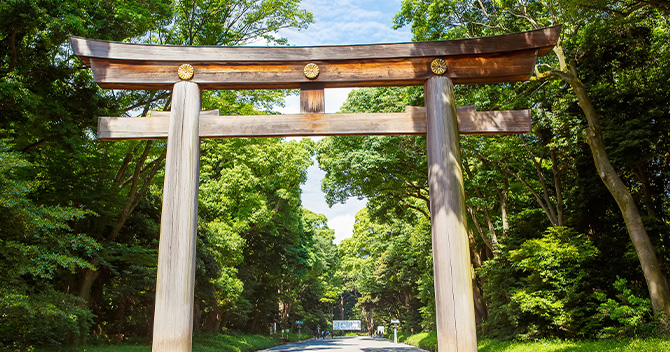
[425,76,477,352]
[152,81,201,351]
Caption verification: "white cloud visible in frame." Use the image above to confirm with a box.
[278,95,300,115]
[326,88,354,113]
[300,162,367,244]
[278,0,412,46]
[329,214,357,244]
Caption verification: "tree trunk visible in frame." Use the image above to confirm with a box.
[78,265,99,305]
[205,310,221,333]
[550,149,564,226]
[633,164,657,218]
[468,152,559,226]
[193,301,202,333]
[370,308,374,336]
[467,228,488,324]
[471,273,487,324]
[553,62,670,320]
[500,177,510,235]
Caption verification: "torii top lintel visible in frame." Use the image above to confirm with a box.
[70,26,560,90]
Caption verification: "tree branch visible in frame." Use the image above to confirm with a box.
[466,152,559,225]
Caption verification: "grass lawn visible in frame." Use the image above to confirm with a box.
[33,331,670,351]
[35,333,284,352]
[400,331,670,352]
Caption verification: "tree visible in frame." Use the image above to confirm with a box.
[0,0,317,343]
[73,0,313,315]
[196,136,316,331]
[0,142,95,347]
[480,226,600,339]
[394,0,670,323]
[338,207,434,333]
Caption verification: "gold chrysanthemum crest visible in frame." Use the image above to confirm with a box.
[178,64,194,80]
[430,59,447,75]
[303,63,320,79]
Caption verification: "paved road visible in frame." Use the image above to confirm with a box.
[259,336,430,352]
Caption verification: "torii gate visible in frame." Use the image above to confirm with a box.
[70,26,559,352]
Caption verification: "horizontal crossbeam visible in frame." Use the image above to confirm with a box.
[70,26,560,90]
[83,50,539,90]
[97,106,531,140]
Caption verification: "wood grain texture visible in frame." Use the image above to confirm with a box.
[425,76,477,352]
[152,81,201,352]
[69,26,560,90]
[85,50,539,89]
[149,109,218,118]
[300,86,325,113]
[70,26,559,64]
[97,108,530,140]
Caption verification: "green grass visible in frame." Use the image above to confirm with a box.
[477,338,670,352]
[192,333,283,352]
[280,331,303,342]
[397,331,670,352]
[35,333,284,352]
[403,332,438,351]
[32,331,670,352]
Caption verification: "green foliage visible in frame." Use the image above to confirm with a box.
[1,0,322,347]
[337,208,432,333]
[0,289,94,350]
[195,137,342,333]
[318,87,428,221]
[480,227,599,339]
[3,0,670,347]
[191,333,282,352]
[0,142,96,348]
[477,337,670,352]
[403,331,438,351]
[387,0,670,341]
[162,0,313,46]
[35,333,283,352]
[595,277,654,338]
[400,332,670,352]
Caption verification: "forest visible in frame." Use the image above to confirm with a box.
[1,0,669,351]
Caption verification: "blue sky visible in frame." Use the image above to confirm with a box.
[274,0,413,243]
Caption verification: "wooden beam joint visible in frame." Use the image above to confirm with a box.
[300,84,325,113]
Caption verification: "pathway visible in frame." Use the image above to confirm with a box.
[259,336,430,352]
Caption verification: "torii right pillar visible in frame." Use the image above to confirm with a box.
[425,76,477,352]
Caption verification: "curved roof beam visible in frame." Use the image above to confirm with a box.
[70,26,560,90]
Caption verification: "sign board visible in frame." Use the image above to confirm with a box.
[391,319,400,324]
[333,320,361,331]
[295,321,303,325]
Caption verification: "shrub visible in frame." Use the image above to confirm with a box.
[595,277,654,338]
[0,289,93,349]
[479,226,600,339]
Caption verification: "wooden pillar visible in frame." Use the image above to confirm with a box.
[425,76,477,352]
[300,84,325,113]
[152,81,201,352]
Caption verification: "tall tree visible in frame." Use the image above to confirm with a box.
[74,0,313,311]
[394,0,670,322]
[0,0,316,344]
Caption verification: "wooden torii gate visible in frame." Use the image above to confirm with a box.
[70,26,559,352]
